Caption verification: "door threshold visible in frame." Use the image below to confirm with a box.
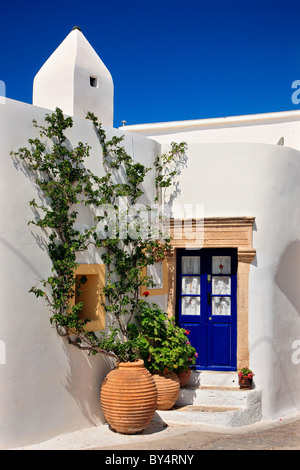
[190,370,239,387]
[194,369,237,372]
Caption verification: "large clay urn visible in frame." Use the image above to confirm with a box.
[152,371,180,410]
[100,360,157,434]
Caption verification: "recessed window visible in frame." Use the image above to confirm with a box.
[90,76,98,88]
[140,258,168,296]
[71,264,105,331]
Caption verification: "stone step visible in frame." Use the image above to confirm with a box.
[176,385,253,408]
[153,370,262,428]
[154,388,262,428]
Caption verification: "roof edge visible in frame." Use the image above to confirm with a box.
[119,109,300,133]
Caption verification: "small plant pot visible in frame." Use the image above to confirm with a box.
[177,368,191,387]
[152,371,180,410]
[100,360,157,434]
[238,376,253,389]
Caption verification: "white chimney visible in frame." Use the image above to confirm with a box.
[33,27,114,127]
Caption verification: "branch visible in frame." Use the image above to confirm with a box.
[68,337,120,361]
[56,325,120,361]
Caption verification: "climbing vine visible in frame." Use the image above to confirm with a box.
[11,108,187,362]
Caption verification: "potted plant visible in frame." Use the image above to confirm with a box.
[134,302,197,408]
[176,329,198,387]
[12,108,187,433]
[238,367,254,389]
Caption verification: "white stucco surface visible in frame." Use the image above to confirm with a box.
[3,72,300,445]
[124,113,300,416]
[33,29,114,126]
[127,108,300,424]
[121,110,300,151]
[163,140,300,421]
[0,98,159,449]
[123,110,300,422]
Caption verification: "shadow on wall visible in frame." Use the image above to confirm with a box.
[250,333,300,418]
[269,240,300,416]
[11,134,118,428]
[249,241,300,419]
[164,146,188,209]
[275,240,300,316]
[0,235,45,279]
[62,336,116,426]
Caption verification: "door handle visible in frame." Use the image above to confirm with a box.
[209,317,212,321]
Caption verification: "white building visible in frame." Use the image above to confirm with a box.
[1,28,300,448]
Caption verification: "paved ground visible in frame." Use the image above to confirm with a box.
[16,413,300,451]
[94,417,300,451]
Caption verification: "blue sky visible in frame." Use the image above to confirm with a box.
[1,0,300,128]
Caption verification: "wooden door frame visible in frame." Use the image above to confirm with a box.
[165,217,256,370]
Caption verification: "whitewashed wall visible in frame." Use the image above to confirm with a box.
[121,110,300,152]
[2,94,300,447]
[0,98,160,448]
[123,114,300,421]
[160,139,300,421]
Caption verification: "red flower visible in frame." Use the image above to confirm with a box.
[184,329,190,335]
[142,291,150,297]
[195,353,198,358]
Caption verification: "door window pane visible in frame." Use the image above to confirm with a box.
[181,276,200,295]
[212,256,231,274]
[212,276,231,295]
[212,297,231,316]
[181,296,201,315]
[182,256,200,274]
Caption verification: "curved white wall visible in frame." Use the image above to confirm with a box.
[165,141,300,420]
[0,99,158,448]
[122,111,300,152]
[2,96,300,447]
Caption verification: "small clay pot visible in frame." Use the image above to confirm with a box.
[152,371,180,410]
[238,376,253,389]
[177,368,191,387]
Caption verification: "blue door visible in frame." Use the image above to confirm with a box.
[176,248,237,371]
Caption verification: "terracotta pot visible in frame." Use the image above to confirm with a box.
[152,371,180,410]
[238,376,253,389]
[177,368,191,387]
[100,360,157,434]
